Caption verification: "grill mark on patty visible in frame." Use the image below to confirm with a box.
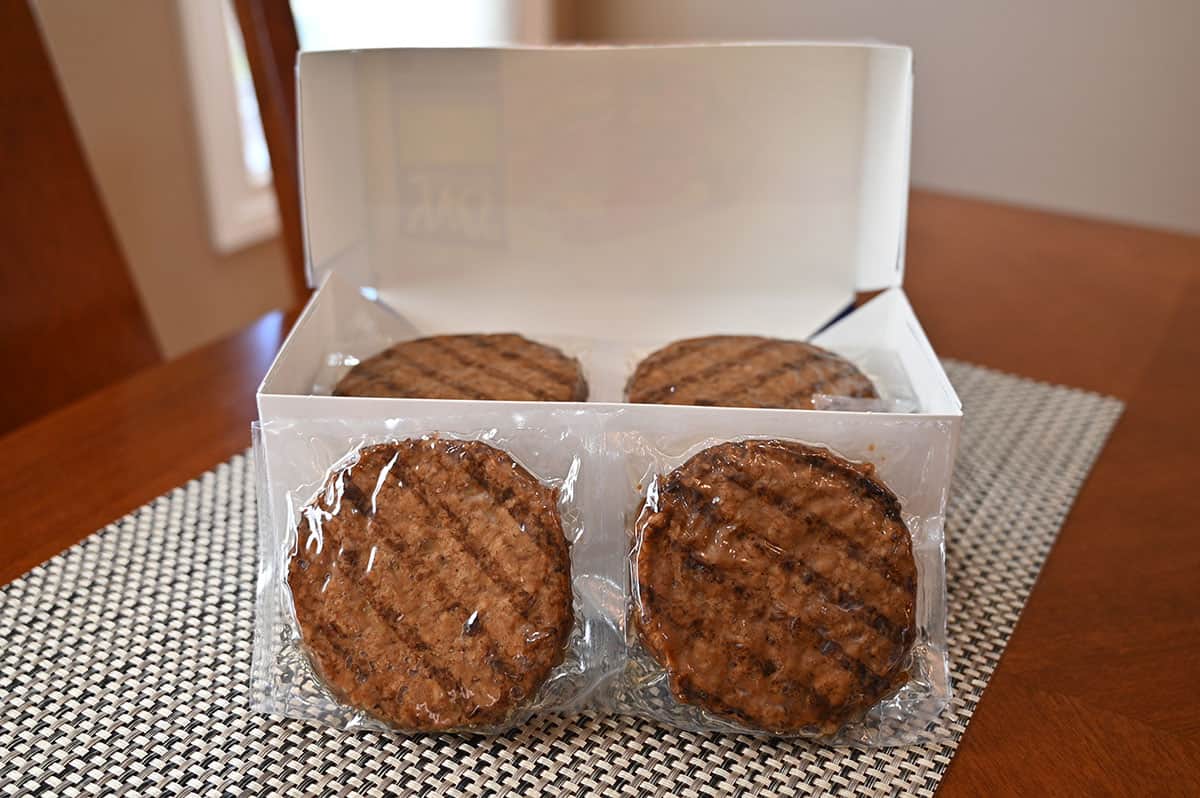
[664,339,810,408]
[371,600,468,700]
[314,618,401,717]
[634,440,916,732]
[675,485,912,651]
[638,336,725,373]
[317,620,359,673]
[424,337,555,401]
[333,371,410,398]
[717,350,825,406]
[417,442,571,642]
[454,445,564,566]
[765,445,906,525]
[311,575,467,711]
[464,335,578,388]
[381,354,490,400]
[382,374,448,400]
[338,361,414,394]
[628,336,877,409]
[638,590,837,723]
[336,475,374,517]
[335,335,585,402]
[811,634,901,699]
[390,454,538,619]
[422,444,566,633]
[653,489,911,660]
[343,355,477,400]
[625,336,728,398]
[635,338,782,403]
[289,440,571,730]
[643,556,868,729]
[335,489,525,685]
[650,534,903,697]
[681,462,916,596]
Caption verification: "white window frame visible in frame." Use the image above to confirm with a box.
[177,0,280,254]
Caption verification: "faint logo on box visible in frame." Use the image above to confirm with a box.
[390,61,506,249]
[400,167,503,245]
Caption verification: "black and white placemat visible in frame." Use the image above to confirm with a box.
[0,361,1123,797]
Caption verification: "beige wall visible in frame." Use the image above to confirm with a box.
[33,0,291,358]
[29,0,1197,358]
[572,0,1200,235]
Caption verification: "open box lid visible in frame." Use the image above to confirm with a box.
[297,43,913,342]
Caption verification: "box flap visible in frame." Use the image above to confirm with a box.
[298,43,912,341]
[812,288,960,414]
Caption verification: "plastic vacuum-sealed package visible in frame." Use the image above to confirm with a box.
[251,403,953,745]
[621,336,919,414]
[607,413,953,746]
[251,409,620,733]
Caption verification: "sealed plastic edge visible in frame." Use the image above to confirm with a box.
[613,433,951,746]
[251,415,610,734]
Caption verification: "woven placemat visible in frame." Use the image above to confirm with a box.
[0,361,1122,797]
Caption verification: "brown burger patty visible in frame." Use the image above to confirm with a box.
[333,333,587,401]
[634,439,916,734]
[626,335,876,409]
[287,438,573,730]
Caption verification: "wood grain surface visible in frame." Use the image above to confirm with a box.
[0,0,160,436]
[232,0,308,305]
[1,191,1197,794]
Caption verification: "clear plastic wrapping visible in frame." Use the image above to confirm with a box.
[296,280,919,413]
[608,431,949,745]
[256,41,958,745]
[251,412,624,733]
[253,405,953,745]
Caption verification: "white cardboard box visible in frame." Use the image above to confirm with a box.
[254,44,961,724]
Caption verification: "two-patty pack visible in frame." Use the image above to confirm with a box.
[252,43,962,746]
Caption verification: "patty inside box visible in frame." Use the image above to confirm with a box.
[315,329,918,412]
[333,333,589,402]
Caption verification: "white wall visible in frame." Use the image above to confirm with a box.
[34,0,292,358]
[291,0,555,49]
[574,0,1200,234]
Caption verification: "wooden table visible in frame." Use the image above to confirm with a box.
[2,191,1197,795]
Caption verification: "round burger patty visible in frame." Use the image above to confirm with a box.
[288,438,573,730]
[634,439,917,734]
[626,335,876,409]
[334,333,588,402]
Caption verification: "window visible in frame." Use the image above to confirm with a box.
[179,1,551,254]
[291,0,534,50]
[178,0,278,254]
